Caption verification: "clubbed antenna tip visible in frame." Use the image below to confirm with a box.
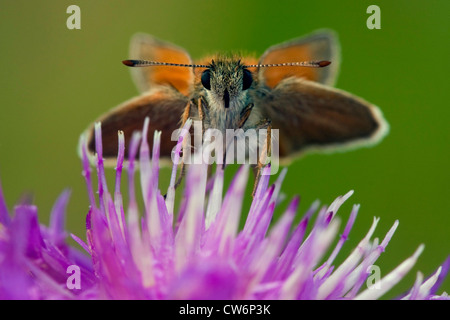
[122,60,136,67]
[318,60,331,67]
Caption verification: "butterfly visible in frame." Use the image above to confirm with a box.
[82,30,388,185]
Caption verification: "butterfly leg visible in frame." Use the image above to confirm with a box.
[174,97,209,189]
[252,118,272,197]
[180,99,192,127]
[238,103,254,128]
[173,99,195,191]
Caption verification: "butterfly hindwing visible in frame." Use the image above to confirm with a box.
[256,78,388,162]
[84,86,189,162]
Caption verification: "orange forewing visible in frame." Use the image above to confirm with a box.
[260,46,318,87]
[129,34,194,96]
[258,31,339,88]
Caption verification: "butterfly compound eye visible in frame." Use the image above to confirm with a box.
[201,69,211,90]
[242,69,253,90]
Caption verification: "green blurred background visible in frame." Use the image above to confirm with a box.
[0,0,449,298]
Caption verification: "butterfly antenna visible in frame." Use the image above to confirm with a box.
[243,60,331,68]
[122,59,210,68]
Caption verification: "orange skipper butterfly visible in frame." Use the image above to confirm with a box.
[82,30,388,181]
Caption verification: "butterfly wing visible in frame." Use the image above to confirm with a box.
[256,78,388,163]
[82,86,189,164]
[128,33,194,96]
[81,34,195,165]
[258,30,340,88]
[256,30,387,162]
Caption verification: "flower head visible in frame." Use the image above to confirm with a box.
[0,118,448,299]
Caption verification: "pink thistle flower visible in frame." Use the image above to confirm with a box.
[0,118,448,300]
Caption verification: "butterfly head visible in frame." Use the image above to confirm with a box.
[200,58,254,110]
